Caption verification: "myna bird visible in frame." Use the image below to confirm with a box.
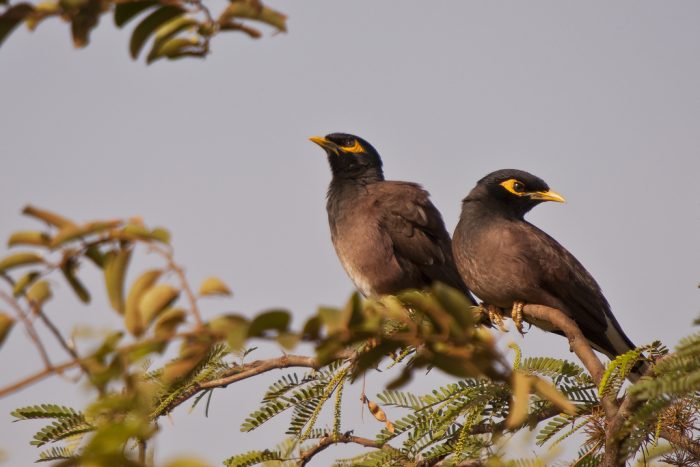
[452,169,640,367]
[310,132,476,303]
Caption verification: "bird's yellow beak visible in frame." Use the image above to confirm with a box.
[309,136,339,154]
[530,190,566,203]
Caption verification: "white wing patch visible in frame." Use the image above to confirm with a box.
[603,314,634,356]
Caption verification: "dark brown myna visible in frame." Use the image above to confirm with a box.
[310,132,476,304]
[452,169,640,366]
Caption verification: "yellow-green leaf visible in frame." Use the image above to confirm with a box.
[0,312,15,349]
[139,284,179,325]
[248,309,290,337]
[162,339,209,383]
[276,332,299,351]
[122,339,166,363]
[130,5,184,59]
[505,371,531,428]
[219,1,286,32]
[27,280,52,306]
[318,306,342,334]
[146,16,198,64]
[121,223,150,238]
[209,314,248,350]
[302,315,321,340]
[120,223,170,243]
[85,245,106,268]
[147,36,201,64]
[432,282,476,329]
[150,227,170,244]
[154,308,186,339]
[532,376,575,415]
[13,271,40,297]
[61,262,90,303]
[25,1,60,31]
[0,3,34,48]
[69,0,100,48]
[114,0,156,27]
[104,248,132,314]
[52,220,121,247]
[164,458,209,467]
[0,252,44,273]
[124,269,162,336]
[22,205,75,228]
[199,276,232,297]
[7,231,51,248]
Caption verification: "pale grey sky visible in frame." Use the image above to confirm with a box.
[1,1,699,465]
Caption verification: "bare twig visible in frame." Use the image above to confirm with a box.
[660,427,700,458]
[0,290,53,370]
[0,358,81,398]
[155,350,354,417]
[297,433,385,467]
[33,305,80,361]
[0,330,201,399]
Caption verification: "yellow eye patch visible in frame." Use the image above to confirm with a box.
[499,179,566,203]
[341,140,364,154]
[500,178,527,196]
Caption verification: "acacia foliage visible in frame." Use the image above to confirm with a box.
[0,207,698,466]
[0,0,286,64]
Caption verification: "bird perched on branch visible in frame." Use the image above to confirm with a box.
[310,132,476,303]
[452,169,639,365]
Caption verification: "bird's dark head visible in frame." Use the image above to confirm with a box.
[309,133,384,183]
[466,169,565,217]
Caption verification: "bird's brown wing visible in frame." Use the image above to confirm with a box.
[368,182,475,301]
[518,222,635,356]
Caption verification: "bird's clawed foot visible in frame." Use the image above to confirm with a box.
[511,301,525,335]
[480,303,508,332]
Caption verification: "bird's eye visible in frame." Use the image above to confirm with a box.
[512,181,525,193]
[342,139,364,154]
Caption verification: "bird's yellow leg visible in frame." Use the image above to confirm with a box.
[511,301,525,335]
[480,303,508,332]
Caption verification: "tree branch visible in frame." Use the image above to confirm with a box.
[517,304,626,464]
[0,358,81,398]
[520,304,620,421]
[0,290,53,370]
[297,433,384,467]
[519,304,700,464]
[0,330,202,398]
[660,427,700,458]
[155,351,354,417]
[520,304,605,384]
[34,304,80,361]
